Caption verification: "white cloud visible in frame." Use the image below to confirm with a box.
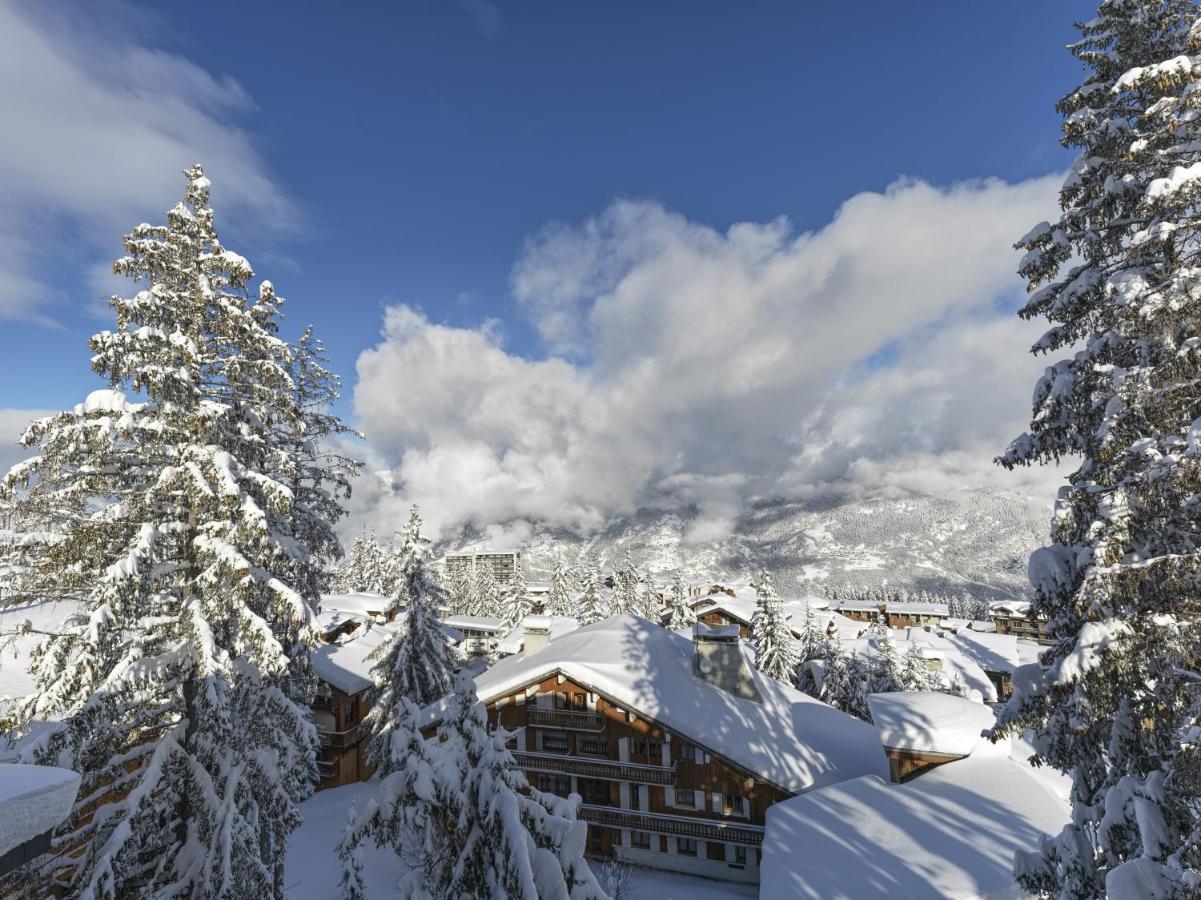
[353,175,1066,540]
[0,1,296,323]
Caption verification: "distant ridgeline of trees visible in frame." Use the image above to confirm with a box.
[821,584,992,621]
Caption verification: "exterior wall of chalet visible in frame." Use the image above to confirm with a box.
[484,672,791,884]
[992,614,1050,644]
[695,609,751,639]
[314,683,373,789]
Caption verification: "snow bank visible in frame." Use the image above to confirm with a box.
[0,763,80,857]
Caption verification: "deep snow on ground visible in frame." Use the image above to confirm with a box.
[283,782,757,899]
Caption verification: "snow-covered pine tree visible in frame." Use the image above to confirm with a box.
[900,642,934,693]
[289,325,361,604]
[546,549,576,617]
[613,548,639,615]
[750,570,799,684]
[445,564,474,616]
[345,528,388,594]
[868,633,904,695]
[667,570,695,631]
[498,565,531,634]
[462,561,492,617]
[576,555,606,626]
[365,514,457,778]
[820,639,872,723]
[994,3,1201,895]
[437,671,607,899]
[390,505,430,611]
[0,167,319,899]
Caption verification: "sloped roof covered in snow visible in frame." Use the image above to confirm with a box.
[311,620,398,695]
[944,631,1021,675]
[495,615,580,656]
[441,615,505,633]
[690,590,860,640]
[444,614,888,794]
[867,692,996,758]
[0,763,81,859]
[759,741,1069,900]
[851,632,997,703]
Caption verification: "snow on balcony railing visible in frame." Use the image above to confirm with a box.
[579,804,765,846]
[525,707,606,732]
[512,750,676,786]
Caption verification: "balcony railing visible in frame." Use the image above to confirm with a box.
[580,805,765,846]
[512,750,676,786]
[525,707,606,732]
[317,724,365,750]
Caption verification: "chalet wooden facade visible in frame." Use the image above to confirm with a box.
[481,672,787,882]
[313,680,374,789]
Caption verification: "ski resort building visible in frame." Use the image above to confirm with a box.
[690,588,863,643]
[441,548,522,583]
[989,601,1051,644]
[833,598,951,629]
[424,615,887,884]
[441,614,506,656]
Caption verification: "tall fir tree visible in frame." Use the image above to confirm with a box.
[287,325,361,607]
[545,549,576,617]
[437,672,607,899]
[749,570,799,684]
[498,564,531,634]
[667,570,695,631]
[576,555,607,626]
[613,548,639,615]
[468,562,501,617]
[994,3,1201,895]
[0,167,319,899]
[365,514,457,779]
[819,639,872,723]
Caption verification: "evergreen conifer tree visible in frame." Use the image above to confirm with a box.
[750,570,799,683]
[994,3,1201,894]
[0,167,319,898]
[546,550,576,617]
[667,570,695,631]
[577,556,606,626]
[498,565,531,633]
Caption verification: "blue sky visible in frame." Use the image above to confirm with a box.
[0,0,1092,536]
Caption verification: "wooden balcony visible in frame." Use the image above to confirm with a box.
[317,724,366,750]
[580,805,765,846]
[512,750,676,786]
[525,707,606,732]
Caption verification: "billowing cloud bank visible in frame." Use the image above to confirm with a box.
[355,176,1067,541]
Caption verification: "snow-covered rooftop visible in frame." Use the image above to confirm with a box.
[0,763,81,859]
[852,631,997,703]
[759,742,1069,899]
[440,614,505,633]
[944,630,1021,675]
[494,615,579,656]
[867,692,996,758]
[438,614,888,794]
[311,620,400,695]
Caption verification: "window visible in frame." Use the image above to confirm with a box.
[732,845,747,867]
[541,732,568,753]
[538,774,571,796]
[629,784,641,808]
[579,737,608,757]
[631,831,652,850]
[671,788,695,808]
[724,793,747,816]
[648,740,661,760]
[677,838,698,857]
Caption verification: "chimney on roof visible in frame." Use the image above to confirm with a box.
[692,623,761,702]
[521,615,553,656]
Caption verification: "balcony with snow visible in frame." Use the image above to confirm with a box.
[0,763,80,877]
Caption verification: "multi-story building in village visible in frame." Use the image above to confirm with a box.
[423,615,886,884]
[442,548,522,583]
[989,601,1051,644]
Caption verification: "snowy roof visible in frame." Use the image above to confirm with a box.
[851,632,996,703]
[990,600,1033,617]
[495,615,579,656]
[319,592,393,618]
[944,631,1021,675]
[311,620,400,695]
[690,591,859,640]
[440,615,505,633]
[439,615,888,794]
[759,743,1069,899]
[0,763,81,858]
[867,692,996,757]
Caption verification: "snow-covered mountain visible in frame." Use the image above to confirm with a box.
[442,488,1051,602]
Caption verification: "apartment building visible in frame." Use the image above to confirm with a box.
[442,548,522,583]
